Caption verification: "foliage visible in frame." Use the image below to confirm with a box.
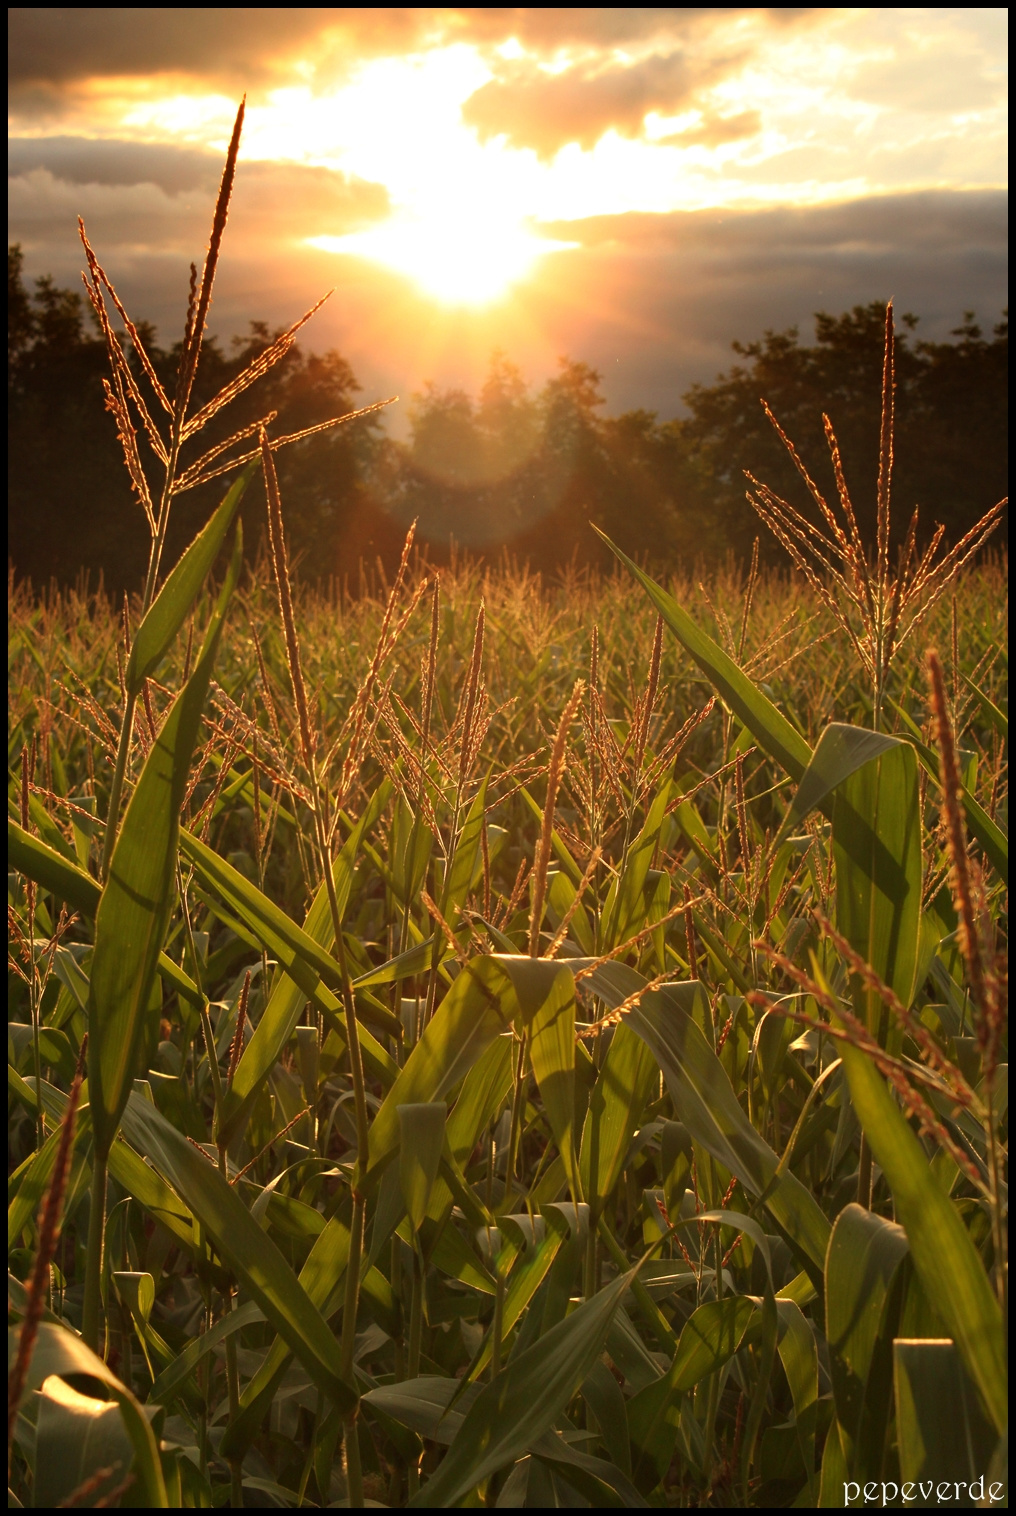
[8,534,1008,1505]
[7,111,1008,1510]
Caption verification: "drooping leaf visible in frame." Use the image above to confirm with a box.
[579,1020,658,1218]
[7,820,201,1005]
[783,723,900,837]
[7,1320,167,1506]
[118,1091,357,1414]
[628,1295,755,1489]
[832,738,922,1031]
[179,825,400,1039]
[367,956,525,1182]
[894,1338,998,1488]
[575,963,830,1274]
[825,1203,909,1477]
[516,958,582,1200]
[600,779,671,948]
[215,781,392,1147]
[409,1269,635,1507]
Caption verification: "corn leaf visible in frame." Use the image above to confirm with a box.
[595,531,812,782]
[119,1091,357,1414]
[88,527,241,1158]
[409,1268,635,1507]
[838,1041,1007,1434]
[125,462,256,694]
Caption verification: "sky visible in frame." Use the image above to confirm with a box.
[8,7,1009,428]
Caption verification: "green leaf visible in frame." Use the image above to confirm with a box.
[150,1300,264,1406]
[399,1103,447,1231]
[6,821,200,1006]
[838,1042,1007,1435]
[443,774,488,917]
[409,1269,635,1507]
[887,701,1007,883]
[446,1033,514,1163]
[962,674,1007,741]
[125,462,256,694]
[221,1210,355,1459]
[7,1319,167,1506]
[579,1021,658,1218]
[118,1091,357,1415]
[367,957,522,1182]
[581,1359,631,1476]
[215,782,392,1148]
[34,1374,138,1509]
[776,1298,819,1475]
[8,1103,92,1248]
[179,826,398,1039]
[601,779,671,948]
[628,1296,755,1489]
[364,1374,473,1443]
[88,527,242,1158]
[577,964,830,1273]
[515,958,582,1200]
[832,738,922,1028]
[894,1338,998,1487]
[531,1428,649,1508]
[468,1223,564,1381]
[825,1203,909,1477]
[784,723,900,837]
[595,531,813,782]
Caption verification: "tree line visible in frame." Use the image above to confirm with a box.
[8,246,1007,591]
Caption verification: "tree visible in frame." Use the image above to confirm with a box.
[681,302,1008,555]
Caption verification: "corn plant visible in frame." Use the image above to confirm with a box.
[8,105,1007,1511]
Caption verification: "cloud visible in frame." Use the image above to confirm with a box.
[7,7,418,85]
[9,120,1004,435]
[655,108,762,148]
[8,6,812,125]
[458,9,821,156]
[8,136,222,194]
[9,138,390,316]
[462,49,738,156]
[7,6,434,122]
[522,190,1007,417]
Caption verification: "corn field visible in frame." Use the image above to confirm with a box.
[7,101,1008,1510]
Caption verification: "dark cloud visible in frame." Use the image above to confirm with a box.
[8,136,221,194]
[463,49,738,156]
[8,139,389,273]
[7,8,422,85]
[9,6,813,124]
[7,7,433,120]
[522,190,1008,417]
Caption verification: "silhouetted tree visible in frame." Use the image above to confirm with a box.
[8,251,1007,589]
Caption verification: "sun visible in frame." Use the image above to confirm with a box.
[309,213,575,306]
